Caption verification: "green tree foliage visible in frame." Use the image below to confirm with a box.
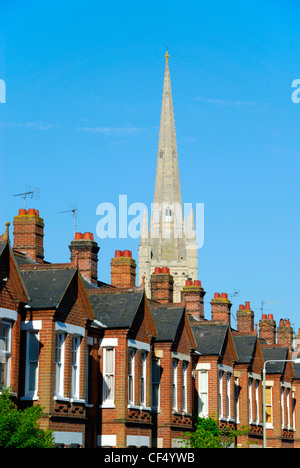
[184,416,248,448]
[0,390,54,448]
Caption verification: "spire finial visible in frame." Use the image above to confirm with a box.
[165,48,169,63]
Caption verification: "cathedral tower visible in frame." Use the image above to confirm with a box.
[138,52,198,302]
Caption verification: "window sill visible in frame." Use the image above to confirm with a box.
[54,396,70,402]
[127,404,151,411]
[100,403,116,409]
[70,398,85,404]
[20,395,39,401]
[173,411,192,417]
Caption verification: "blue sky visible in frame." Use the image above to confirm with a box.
[0,0,300,331]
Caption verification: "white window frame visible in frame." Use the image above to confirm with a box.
[55,333,65,398]
[219,371,223,419]
[281,386,285,429]
[249,377,253,423]
[0,320,12,390]
[71,336,81,400]
[234,377,240,423]
[287,388,290,429]
[292,391,296,430]
[25,330,40,399]
[182,361,188,413]
[265,385,273,428]
[198,370,209,417]
[255,380,259,423]
[140,351,147,407]
[172,359,178,412]
[102,346,115,407]
[226,372,231,419]
[128,348,135,405]
[152,357,160,411]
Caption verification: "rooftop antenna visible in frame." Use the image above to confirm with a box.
[260,300,276,314]
[13,185,40,209]
[60,206,78,235]
[228,290,240,326]
[229,290,240,300]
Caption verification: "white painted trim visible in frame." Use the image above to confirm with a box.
[97,434,116,447]
[0,307,17,322]
[100,338,118,347]
[53,431,83,446]
[196,362,211,370]
[55,321,85,337]
[172,351,190,362]
[248,372,261,381]
[126,435,150,447]
[128,338,150,352]
[21,320,42,330]
[218,363,233,374]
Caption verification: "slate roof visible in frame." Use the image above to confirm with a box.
[88,291,144,328]
[150,306,185,342]
[191,323,229,356]
[261,347,289,374]
[20,268,76,309]
[13,251,37,265]
[233,335,257,364]
[0,241,7,256]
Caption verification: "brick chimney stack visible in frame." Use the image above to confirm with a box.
[236,301,255,333]
[277,319,294,352]
[150,267,173,304]
[182,279,206,320]
[211,293,232,325]
[13,208,44,263]
[259,314,276,345]
[110,250,136,288]
[69,232,100,285]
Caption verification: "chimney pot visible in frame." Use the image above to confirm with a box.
[27,208,36,215]
[123,250,132,258]
[161,266,169,273]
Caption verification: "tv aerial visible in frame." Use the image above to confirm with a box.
[13,186,40,209]
[260,300,276,314]
[60,206,78,235]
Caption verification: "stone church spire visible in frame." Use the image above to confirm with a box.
[138,51,198,302]
[153,50,182,207]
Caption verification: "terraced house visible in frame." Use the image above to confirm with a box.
[1,53,300,448]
